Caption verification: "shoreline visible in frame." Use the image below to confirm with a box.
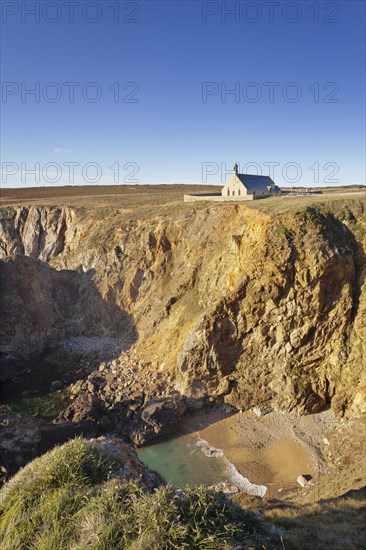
[194,433,267,497]
[181,408,337,493]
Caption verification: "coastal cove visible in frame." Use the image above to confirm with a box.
[138,408,336,498]
[138,430,267,497]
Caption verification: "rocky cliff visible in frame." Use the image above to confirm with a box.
[1,200,365,418]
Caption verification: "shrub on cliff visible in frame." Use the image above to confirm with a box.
[0,439,261,549]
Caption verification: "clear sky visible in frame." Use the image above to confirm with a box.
[1,0,365,187]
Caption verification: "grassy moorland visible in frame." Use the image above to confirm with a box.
[0,184,364,221]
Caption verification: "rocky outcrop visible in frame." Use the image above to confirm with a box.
[0,409,97,484]
[91,435,164,488]
[57,355,187,446]
[0,201,365,418]
[60,394,106,425]
[0,206,79,261]
[128,398,186,446]
[0,255,136,362]
[174,207,366,417]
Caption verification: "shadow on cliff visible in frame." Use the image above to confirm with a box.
[311,210,365,322]
[0,255,137,401]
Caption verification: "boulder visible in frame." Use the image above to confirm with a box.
[297,474,309,487]
[57,394,104,424]
[350,389,366,415]
[129,398,186,446]
[98,415,114,431]
[209,482,240,496]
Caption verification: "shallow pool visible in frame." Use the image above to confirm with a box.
[138,433,227,486]
[138,432,267,496]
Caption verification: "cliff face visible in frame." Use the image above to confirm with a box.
[0,201,365,417]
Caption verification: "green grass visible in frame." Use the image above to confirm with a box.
[1,435,365,549]
[0,439,262,549]
[8,391,67,420]
[278,225,293,238]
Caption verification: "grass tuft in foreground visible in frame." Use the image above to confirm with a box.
[0,439,262,549]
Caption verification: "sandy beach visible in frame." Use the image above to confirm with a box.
[181,408,337,493]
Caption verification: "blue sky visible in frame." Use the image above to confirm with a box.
[1,0,365,187]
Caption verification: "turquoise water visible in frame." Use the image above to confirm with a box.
[138,433,230,487]
[138,432,267,497]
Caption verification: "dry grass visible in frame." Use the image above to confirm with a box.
[266,489,366,550]
[0,184,364,222]
[232,487,366,550]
